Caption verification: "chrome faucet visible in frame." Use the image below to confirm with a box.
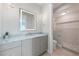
[3,32,9,39]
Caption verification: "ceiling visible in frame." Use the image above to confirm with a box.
[22,3,65,12]
[36,3,65,12]
[53,3,65,12]
[34,3,46,6]
[30,3,47,8]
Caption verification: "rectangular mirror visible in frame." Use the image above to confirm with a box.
[19,9,37,31]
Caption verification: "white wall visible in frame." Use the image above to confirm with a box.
[0,4,2,37]
[0,3,42,36]
[2,4,19,36]
[13,3,41,14]
[13,3,42,34]
[41,4,53,55]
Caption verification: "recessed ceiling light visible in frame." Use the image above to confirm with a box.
[61,12,66,15]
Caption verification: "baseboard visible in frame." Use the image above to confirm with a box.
[57,43,63,48]
[39,50,47,56]
[62,46,79,55]
[39,49,53,56]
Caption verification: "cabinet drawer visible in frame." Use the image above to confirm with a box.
[0,41,21,51]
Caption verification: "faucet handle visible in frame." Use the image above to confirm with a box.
[5,32,9,36]
[2,32,9,39]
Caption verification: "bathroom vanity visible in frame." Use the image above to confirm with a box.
[0,33,48,56]
[0,4,48,56]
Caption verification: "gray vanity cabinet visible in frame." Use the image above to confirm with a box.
[32,37,41,56]
[21,35,48,56]
[0,35,48,56]
[21,39,32,56]
[21,38,41,56]
[0,46,21,56]
[40,36,48,54]
[32,36,48,56]
[0,41,21,56]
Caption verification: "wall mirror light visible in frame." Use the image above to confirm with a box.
[19,9,37,31]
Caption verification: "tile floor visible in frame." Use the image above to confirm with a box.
[42,48,79,56]
[53,48,79,56]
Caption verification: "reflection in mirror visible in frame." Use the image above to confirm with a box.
[19,9,37,31]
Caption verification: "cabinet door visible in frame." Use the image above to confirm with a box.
[40,36,48,54]
[32,37,41,56]
[0,46,21,56]
[22,39,32,56]
[2,4,19,35]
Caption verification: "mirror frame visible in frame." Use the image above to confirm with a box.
[19,8,37,31]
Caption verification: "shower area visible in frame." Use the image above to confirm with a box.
[53,3,79,53]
